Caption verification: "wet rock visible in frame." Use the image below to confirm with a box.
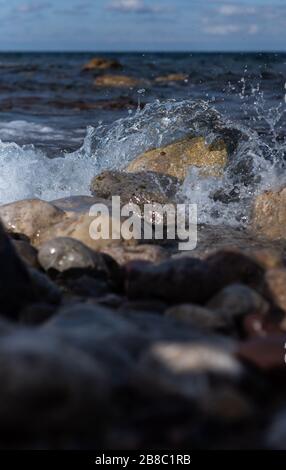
[0,198,64,243]
[126,136,228,180]
[236,334,286,371]
[207,283,269,321]
[101,244,169,265]
[264,268,286,313]
[0,331,108,433]
[82,57,121,71]
[90,170,179,207]
[165,304,225,330]
[252,187,286,240]
[62,276,111,298]
[38,237,113,275]
[155,73,188,83]
[12,239,39,268]
[125,252,264,305]
[28,268,62,305]
[94,75,142,88]
[0,222,37,316]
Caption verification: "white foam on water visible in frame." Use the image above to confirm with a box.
[0,98,285,227]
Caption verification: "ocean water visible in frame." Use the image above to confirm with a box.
[0,52,285,226]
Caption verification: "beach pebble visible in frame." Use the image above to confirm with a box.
[38,237,111,274]
[252,187,286,240]
[207,283,269,320]
[101,243,169,265]
[0,331,108,433]
[165,304,225,329]
[12,239,39,268]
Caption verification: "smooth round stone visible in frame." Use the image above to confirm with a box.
[38,237,102,273]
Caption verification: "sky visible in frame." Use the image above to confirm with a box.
[0,0,286,51]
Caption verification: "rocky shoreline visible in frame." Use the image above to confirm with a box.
[0,135,286,449]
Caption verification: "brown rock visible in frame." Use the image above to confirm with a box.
[264,268,286,313]
[252,187,286,240]
[155,73,188,83]
[126,136,228,180]
[82,57,121,71]
[236,335,286,371]
[94,75,142,88]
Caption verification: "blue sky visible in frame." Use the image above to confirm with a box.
[0,0,286,51]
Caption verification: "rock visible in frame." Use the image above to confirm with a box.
[264,269,286,313]
[12,239,39,268]
[252,187,286,240]
[267,409,286,449]
[52,195,100,213]
[82,57,121,71]
[126,136,228,180]
[94,75,142,88]
[90,170,179,207]
[155,73,188,83]
[61,275,111,298]
[0,222,37,316]
[19,302,56,325]
[207,284,269,321]
[165,304,225,330]
[243,248,284,271]
[101,244,169,265]
[0,331,108,432]
[236,334,286,371]
[28,268,62,305]
[37,205,141,251]
[135,341,243,403]
[0,198,64,243]
[38,237,114,275]
[125,252,264,305]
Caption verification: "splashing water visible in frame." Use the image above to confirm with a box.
[0,97,285,227]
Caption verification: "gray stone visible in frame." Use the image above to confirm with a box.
[166,304,225,329]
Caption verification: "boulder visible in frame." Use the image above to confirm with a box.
[252,187,286,240]
[90,170,179,207]
[126,136,228,180]
[82,57,121,71]
[94,75,142,88]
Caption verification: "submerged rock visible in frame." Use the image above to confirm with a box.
[82,57,121,71]
[252,187,286,240]
[155,73,188,83]
[94,75,142,88]
[126,136,228,180]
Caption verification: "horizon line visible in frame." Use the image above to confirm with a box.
[0,49,285,54]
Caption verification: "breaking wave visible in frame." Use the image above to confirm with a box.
[0,97,285,226]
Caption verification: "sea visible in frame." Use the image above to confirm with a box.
[0,52,285,226]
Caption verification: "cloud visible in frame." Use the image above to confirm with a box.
[15,2,51,14]
[107,0,166,14]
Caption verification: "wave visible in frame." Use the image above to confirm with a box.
[0,98,285,226]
